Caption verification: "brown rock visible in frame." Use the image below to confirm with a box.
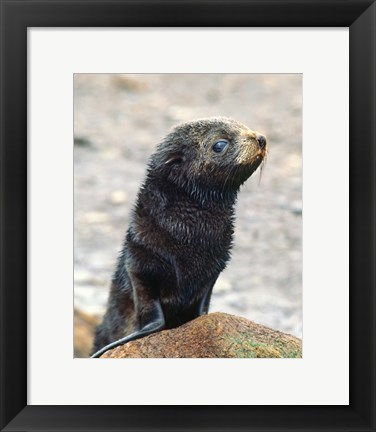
[74,308,100,358]
[100,312,302,358]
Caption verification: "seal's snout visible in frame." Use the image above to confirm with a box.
[256,134,267,150]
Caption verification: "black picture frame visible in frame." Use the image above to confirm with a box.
[1,1,375,431]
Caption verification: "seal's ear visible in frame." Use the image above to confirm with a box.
[165,153,183,166]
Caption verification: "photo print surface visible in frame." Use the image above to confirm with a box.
[74,73,302,359]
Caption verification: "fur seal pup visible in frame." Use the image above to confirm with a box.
[91,117,267,358]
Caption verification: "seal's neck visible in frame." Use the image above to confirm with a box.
[184,180,238,208]
[145,170,239,211]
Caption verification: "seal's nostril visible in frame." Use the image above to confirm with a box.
[256,134,267,149]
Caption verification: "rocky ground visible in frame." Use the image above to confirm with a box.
[100,312,302,359]
[74,74,302,351]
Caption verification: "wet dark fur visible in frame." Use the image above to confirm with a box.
[92,117,267,357]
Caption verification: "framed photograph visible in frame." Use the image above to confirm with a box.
[1,1,375,431]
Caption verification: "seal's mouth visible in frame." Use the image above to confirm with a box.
[241,146,267,185]
[250,147,267,169]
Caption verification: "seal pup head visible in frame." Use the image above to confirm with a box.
[148,117,267,199]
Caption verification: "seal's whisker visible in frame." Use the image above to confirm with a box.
[258,154,268,185]
[221,165,233,196]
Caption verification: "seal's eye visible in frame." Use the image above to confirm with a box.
[212,140,229,153]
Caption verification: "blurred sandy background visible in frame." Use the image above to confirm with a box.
[74,74,302,356]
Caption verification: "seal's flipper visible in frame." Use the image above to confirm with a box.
[91,272,165,358]
[91,317,165,358]
[90,302,165,358]
[198,278,217,315]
